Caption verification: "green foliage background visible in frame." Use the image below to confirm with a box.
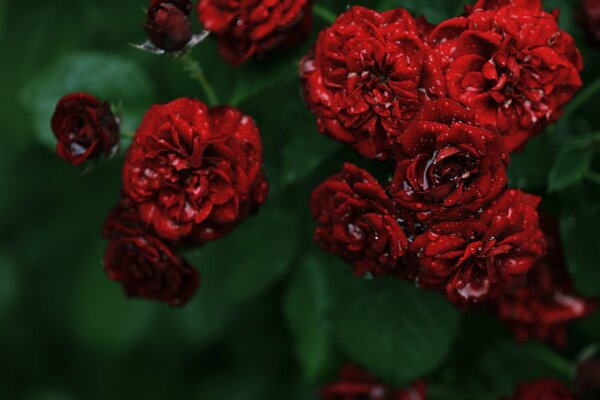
[0,0,599,399]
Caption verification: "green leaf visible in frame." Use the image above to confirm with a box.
[548,147,594,192]
[19,51,156,148]
[284,255,339,382]
[508,134,556,191]
[333,275,460,387]
[559,186,600,296]
[69,241,156,352]
[0,253,18,322]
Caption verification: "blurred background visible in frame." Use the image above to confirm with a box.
[0,0,599,399]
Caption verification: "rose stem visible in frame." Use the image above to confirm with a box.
[313,4,337,25]
[181,53,219,106]
[529,342,573,377]
[564,75,600,119]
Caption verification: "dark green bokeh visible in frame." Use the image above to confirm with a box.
[0,1,599,399]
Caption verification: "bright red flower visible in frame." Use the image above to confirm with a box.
[102,201,200,307]
[389,99,508,222]
[311,163,409,277]
[496,215,596,346]
[197,0,312,65]
[301,6,444,160]
[50,92,120,165]
[320,364,427,400]
[122,98,268,242]
[411,189,546,305]
[427,3,582,152]
[506,379,574,400]
[467,0,542,13]
[144,0,193,52]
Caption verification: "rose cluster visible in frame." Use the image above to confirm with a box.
[306,1,585,308]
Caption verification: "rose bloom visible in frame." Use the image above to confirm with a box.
[411,189,546,305]
[50,92,120,165]
[102,201,200,307]
[144,0,193,52]
[427,1,582,152]
[320,364,427,400]
[197,0,312,65]
[122,98,268,243]
[311,163,409,278]
[301,6,444,160]
[506,379,573,400]
[389,99,508,222]
[496,215,596,347]
[577,0,600,45]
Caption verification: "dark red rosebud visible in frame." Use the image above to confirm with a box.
[495,214,597,346]
[411,189,546,305]
[577,0,600,45]
[122,98,267,243]
[389,99,509,222]
[102,201,200,307]
[301,6,445,161]
[427,3,582,152]
[576,358,600,395]
[320,364,427,400]
[50,92,119,165]
[144,1,193,52]
[506,379,574,400]
[197,0,312,65]
[311,163,409,277]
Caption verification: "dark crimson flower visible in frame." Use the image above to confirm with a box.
[496,215,596,347]
[389,99,509,222]
[320,364,427,400]
[311,163,409,277]
[197,0,312,66]
[50,92,119,165]
[427,3,582,152]
[575,358,600,395]
[102,201,200,307]
[122,98,268,242]
[144,0,194,52]
[411,189,546,305]
[467,0,542,12]
[300,6,445,160]
[577,0,600,45]
[506,379,574,400]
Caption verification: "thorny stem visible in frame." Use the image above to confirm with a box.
[181,53,219,106]
[564,75,600,119]
[313,4,337,25]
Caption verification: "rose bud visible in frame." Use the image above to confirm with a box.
[506,379,574,400]
[122,98,268,243]
[576,358,600,395]
[411,189,546,305]
[50,92,120,166]
[577,0,600,45]
[495,215,596,347]
[301,6,445,160]
[427,2,582,152]
[389,99,509,222]
[102,201,200,307]
[311,163,410,278]
[144,0,193,52]
[197,0,312,65]
[320,364,427,400]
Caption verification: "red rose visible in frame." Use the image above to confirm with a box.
[311,163,409,277]
[389,99,508,222]
[496,215,596,347]
[122,98,268,242]
[197,0,312,65]
[427,4,582,152]
[144,0,193,52]
[577,0,600,45]
[320,364,427,400]
[507,379,574,400]
[102,202,200,307]
[301,6,444,160]
[411,189,546,305]
[50,92,120,165]
[467,0,542,13]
